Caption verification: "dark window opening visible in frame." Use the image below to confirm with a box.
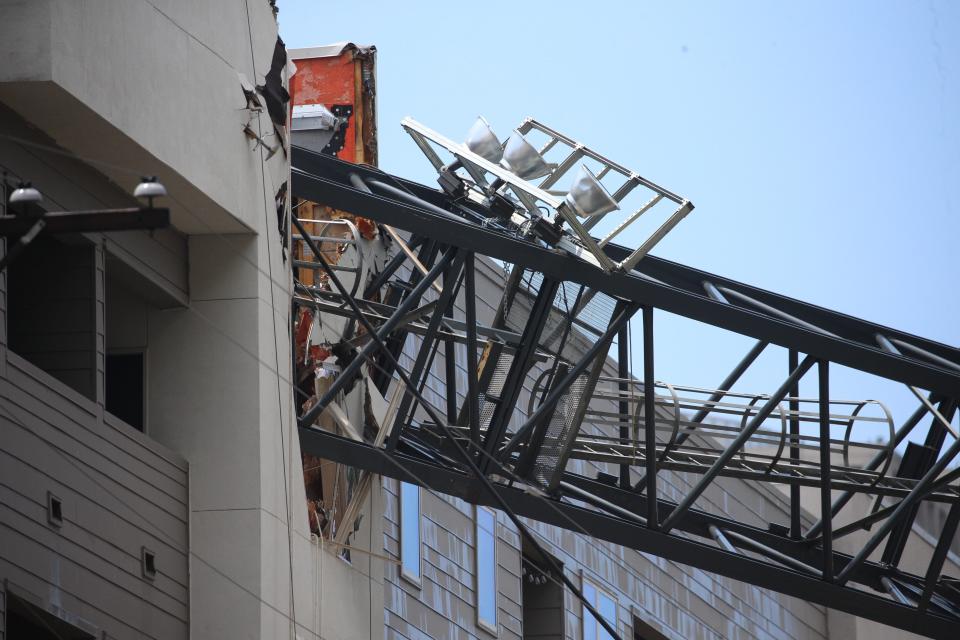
[7,235,97,400]
[104,263,156,433]
[105,352,145,431]
[521,538,564,640]
[5,592,95,640]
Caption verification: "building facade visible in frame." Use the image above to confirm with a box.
[0,1,314,638]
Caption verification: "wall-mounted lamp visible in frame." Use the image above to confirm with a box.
[133,176,167,209]
[9,182,42,208]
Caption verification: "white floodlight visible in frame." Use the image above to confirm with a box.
[465,116,503,163]
[9,183,42,206]
[564,165,619,218]
[500,131,553,180]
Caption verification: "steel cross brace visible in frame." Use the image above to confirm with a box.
[386,249,467,450]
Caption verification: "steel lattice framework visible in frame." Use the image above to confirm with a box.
[289,136,960,639]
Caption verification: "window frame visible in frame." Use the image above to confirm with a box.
[581,573,618,640]
[399,480,422,587]
[475,505,499,636]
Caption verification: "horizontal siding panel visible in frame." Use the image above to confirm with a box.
[386,577,479,640]
[2,373,187,506]
[0,550,186,640]
[0,472,187,586]
[1,414,187,543]
[9,356,188,481]
[0,500,187,616]
[422,553,473,605]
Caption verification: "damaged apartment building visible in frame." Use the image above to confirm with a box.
[2,3,960,640]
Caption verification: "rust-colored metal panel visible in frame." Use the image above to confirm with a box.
[290,44,377,165]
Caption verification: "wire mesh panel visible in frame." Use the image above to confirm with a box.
[529,372,591,488]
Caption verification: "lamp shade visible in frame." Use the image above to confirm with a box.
[9,183,42,205]
[500,131,552,180]
[465,116,503,163]
[134,177,167,200]
[564,165,619,218]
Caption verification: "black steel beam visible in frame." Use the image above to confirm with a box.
[463,253,482,446]
[643,306,657,526]
[297,427,960,639]
[818,360,833,581]
[618,326,631,489]
[0,207,169,235]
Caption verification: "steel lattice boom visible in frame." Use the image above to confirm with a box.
[289,132,960,639]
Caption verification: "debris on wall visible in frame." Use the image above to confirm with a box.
[289,41,388,551]
[293,201,390,546]
[258,36,291,128]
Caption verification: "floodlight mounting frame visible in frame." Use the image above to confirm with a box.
[401,117,694,273]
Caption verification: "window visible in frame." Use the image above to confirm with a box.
[399,481,421,583]
[582,578,617,640]
[7,236,97,400]
[521,540,564,640]
[476,506,498,633]
[105,352,145,431]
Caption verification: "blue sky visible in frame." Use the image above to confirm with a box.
[279,1,959,448]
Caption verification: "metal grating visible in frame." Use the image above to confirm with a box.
[530,372,590,487]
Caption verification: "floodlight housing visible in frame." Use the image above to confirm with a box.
[465,116,503,163]
[500,131,552,180]
[564,165,619,218]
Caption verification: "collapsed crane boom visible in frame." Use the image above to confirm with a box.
[290,139,960,639]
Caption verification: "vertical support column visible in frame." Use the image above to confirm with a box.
[93,241,106,410]
[789,349,801,539]
[643,306,657,528]
[463,252,481,447]
[618,325,630,489]
[443,264,459,424]
[818,359,833,581]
